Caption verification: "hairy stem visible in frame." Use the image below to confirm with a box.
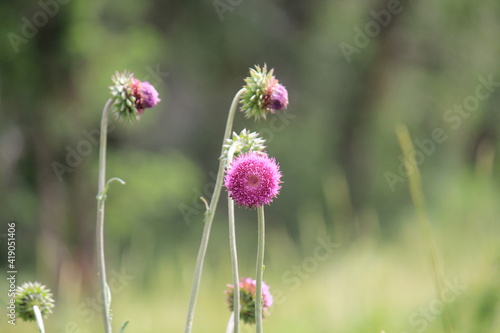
[184,88,246,333]
[96,99,113,333]
[33,305,45,333]
[227,144,240,333]
[225,312,235,333]
[255,206,265,333]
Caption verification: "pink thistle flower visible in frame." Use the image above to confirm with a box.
[132,79,161,113]
[224,152,282,208]
[225,277,273,324]
[265,79,288,112]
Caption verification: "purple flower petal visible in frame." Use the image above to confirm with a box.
[225,152,282,208]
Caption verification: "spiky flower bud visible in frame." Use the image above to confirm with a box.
[240,65,289,120]
[225,277,273,324]
[221,129,266,166]
[109,71,160,122]
[16,282,55,322]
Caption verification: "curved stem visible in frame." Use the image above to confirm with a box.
[96,99,113,333]
[227,144,240,333]
[184,88,246,333]
[33,305,45,333]
[255,206,265,333]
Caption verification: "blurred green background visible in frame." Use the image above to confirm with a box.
[1,0,500,332]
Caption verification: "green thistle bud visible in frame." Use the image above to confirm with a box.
[109,70,160,122]
[240,64,289,120]
[221,129,266,166]
[16,282,55,322]
[110,71,138,122]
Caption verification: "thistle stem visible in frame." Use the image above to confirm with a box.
[225,312,235,333]
[184,88,246,333]
[255,206,266,333]
[227,144,240,333]
[32,305,45,333]
[96,99,113,333]
[395,124,454,333]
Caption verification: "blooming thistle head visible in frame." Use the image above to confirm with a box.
[224,151,282,208]
[225,277,273,324]
[16,282,55,322]
[109,71,160,122]
[221,129,266,166]
[240,64,289,120]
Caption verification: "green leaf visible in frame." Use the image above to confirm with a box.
[119,320,130,333]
